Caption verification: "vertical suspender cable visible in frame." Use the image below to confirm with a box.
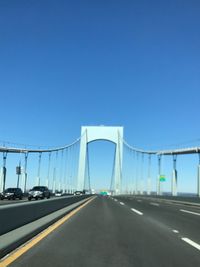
[59,149,64,192]
[70,145,75,193]
[86,143,91,193]
[147,154,151,195]
[132,150,136,194]
[2,152,7,192]
[16,158,21,188]
[136,152,139,194]
[37,152,42,186]
[24,152,28,193]
[197,153,200,197]
[110,145,117,194]
[64,148,68,193]
[141,153,144,194]
[172,155,178,196]
[117,132,123,194]
[53,151,58,193]
[72,144,76,192]
[68,146,72,193]
[157,155,161,195]
[74,141,80,191]
[46,152,51,188]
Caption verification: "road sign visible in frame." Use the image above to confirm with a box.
[160,175,166,182]
[16,166,21,175]
[100,191,107,196]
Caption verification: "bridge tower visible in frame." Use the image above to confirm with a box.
[77,126,123,194]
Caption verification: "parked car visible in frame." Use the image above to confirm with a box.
[0,188,23,200]
[28,186,50,201]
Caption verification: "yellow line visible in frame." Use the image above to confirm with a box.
[0,197,95,267]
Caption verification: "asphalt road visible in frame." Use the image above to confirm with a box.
[5,195,200,267]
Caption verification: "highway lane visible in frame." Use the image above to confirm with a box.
[5,195,200,267]
[0,195,90,236]
[0,195,74,206]
[116,195,200,244]
[0,198,58,206]
[0,199,28,206]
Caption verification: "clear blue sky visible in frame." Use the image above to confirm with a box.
[0,0,200,192]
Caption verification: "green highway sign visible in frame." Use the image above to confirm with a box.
[100,191,108,195]
[160,175,166,182]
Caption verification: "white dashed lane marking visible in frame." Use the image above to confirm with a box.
[181,238,200,251]
[131,208,143,215]
[180,209,200,216]
[172,230,179,233]
[150,202,160,206]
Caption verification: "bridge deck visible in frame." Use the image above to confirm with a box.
[4,196,200,267]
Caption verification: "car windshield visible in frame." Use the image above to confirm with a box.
[4,188,16,193]
[31,187,45,191]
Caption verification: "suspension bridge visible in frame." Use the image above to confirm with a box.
[0,125,200,197]
[1,125,200,267]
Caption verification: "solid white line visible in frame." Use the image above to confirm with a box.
[119,202,124,205]
[137,200,142,202]
[150,202,160,206]
[172,230,179,233]
[180,209,200,216]
[131,208,143,215]
[181,238,200,251]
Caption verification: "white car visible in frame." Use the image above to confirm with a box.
[74,191,83,195]
[55,191,63,197]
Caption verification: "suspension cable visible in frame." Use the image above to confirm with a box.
[24,152,28,193]
[46,152,51,188]
[86,143,91,192]
[2,152,7,192]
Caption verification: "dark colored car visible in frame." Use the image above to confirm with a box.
[28,186,51,201]
[0,188,23,200]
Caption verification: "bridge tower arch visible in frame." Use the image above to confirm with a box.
[77,126,123,194]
